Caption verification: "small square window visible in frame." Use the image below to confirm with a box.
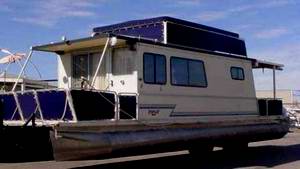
[230,67,245,80]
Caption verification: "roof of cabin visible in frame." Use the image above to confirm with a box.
[32,33,244,58]
[32,34,283,70]
[93,16,239,38]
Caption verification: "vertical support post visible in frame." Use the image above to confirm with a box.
[0,99,3,128]
[21,82,26,91]
[273,66,276,99]
[91,38,110,88]
[163,21,168,44]
[266,99,269,116]
[32,113,36,127]
[11,49,33,92]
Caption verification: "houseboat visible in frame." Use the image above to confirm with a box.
[0,17,289,161]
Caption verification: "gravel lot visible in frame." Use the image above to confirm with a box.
[0,129,299,169]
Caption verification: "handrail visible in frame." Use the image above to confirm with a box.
[0,88,140,125]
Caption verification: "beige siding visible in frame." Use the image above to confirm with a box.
[57,41,259,121]
[137,43,258,120]
[108,48,138,93]
[91,52,108,90]
[57,53,71,89]
[57,51,109,90]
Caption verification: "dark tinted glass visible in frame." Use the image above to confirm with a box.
[171,58,188,85]
[231,67,244,80]
[189,60,207,86]
[144,53,166,84]
[144,54,155,83]
[155,55,166,84]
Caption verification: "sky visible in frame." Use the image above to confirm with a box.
[0,0,299,90]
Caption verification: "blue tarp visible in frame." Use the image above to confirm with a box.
[0,90,74,122]
[93,16,247,56]
[0,94,21,120]
[16,92,39,120]
[37,90,73,120]
[93,16,239,38]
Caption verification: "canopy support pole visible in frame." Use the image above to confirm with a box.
[273,66,276,99]
[11,49,33,92]
[91,38,110,88]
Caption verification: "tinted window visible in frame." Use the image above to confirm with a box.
[171,57,207,87]
[231,67,244,80]
[143,53,166,84]
[171,58,188,85]
[144,54,155,83]
[189,61,207,86]
[155,55,166,84]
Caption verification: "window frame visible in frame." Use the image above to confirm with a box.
[170,56,208,88]
[230,66,245,80]
[72,53,93,80]
[143,52,167,85]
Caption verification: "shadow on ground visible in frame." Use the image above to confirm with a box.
[73,144,300,169]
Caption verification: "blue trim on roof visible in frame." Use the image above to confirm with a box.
[93,16,239,38]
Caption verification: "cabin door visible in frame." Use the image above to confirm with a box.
[72,54,93,88]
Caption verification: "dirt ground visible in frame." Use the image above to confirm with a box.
[0,129,300,169]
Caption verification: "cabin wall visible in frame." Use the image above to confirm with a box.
[136,43,258,120]
[108,47,138,93]
[57,50,108,90]
[57,53,71,89]
[57,47,138,93]
[91,52,108,90]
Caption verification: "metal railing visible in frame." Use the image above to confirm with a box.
[0,88,138,126]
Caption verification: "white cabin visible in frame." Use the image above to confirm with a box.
[53,40,256,120]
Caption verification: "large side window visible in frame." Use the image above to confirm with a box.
[230,67,245,80]
[171,57,207,87]
[143,53,166,84]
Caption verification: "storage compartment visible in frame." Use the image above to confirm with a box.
[268,100,283,115]
[258,99,283,116]
[119,95,137,119]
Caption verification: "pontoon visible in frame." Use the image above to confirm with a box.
[0,17,289,161]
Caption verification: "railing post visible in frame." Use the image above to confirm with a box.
[0,99,3,128]
[273,66,276,99]
[11,49,33,92]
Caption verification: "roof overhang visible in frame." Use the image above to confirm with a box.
[31,34,284,71]
[32,34,127,54]
[251,59,283,70]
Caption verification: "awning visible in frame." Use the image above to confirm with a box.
[32,35,127,54]
[251,59,284,70]
[251,58,284,99]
